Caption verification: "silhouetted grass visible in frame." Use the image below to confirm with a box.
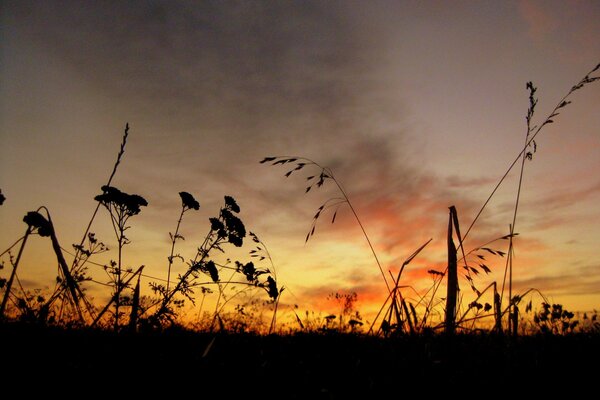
[263,62,600,336]
[1,64,599,337]
[1,321,598,397]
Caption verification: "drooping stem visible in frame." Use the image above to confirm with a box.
[266,156,391,293]
[332,174,390,293]
[0,228,32,318]
[46,211,85,323]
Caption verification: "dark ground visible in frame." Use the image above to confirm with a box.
[1,322,598,397]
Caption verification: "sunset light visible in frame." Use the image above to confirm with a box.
[1,1,599,394]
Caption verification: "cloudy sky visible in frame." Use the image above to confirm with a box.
[1,0,599,322]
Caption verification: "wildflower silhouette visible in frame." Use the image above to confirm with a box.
[166,191,201,293]
[95,185,147,330]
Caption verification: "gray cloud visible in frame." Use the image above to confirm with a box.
[7,1,379,132]
[4,1,421,208]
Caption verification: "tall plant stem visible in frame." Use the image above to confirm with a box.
[0,228,31,318]
[266,156,391,293]
[502,80,537,334]
[72,123,128,270]
[115,231,124,331]
[459,64,600,249]
[445,207,458,334]
[91,265,144,327]
[166,207,185,293]
[55,123,129,323]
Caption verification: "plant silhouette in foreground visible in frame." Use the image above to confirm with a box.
[1,63,598,334]
[248,231,284,334]
[95,185,148,330]
[414,63,599,335]
[1,208,89,324]
[1,125,132,325]
[147,195,280,329]
[262,62,600,336]
[1,123,281,331]
[166,191,200,294]
[261,156,391,294]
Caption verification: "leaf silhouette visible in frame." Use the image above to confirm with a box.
[260,156,277,164]
[23,211,52,237]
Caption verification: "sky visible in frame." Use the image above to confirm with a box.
[1,0,599,326]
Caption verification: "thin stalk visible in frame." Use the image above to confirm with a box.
[330,172,390,293]
[41,208,85,323]
[459,64,600,250]
[266,156,390,293]
[502,78,533,333]
[367,239,431,334]
[402,299,414,334]
[268,294,281,335]
[196,292,207,322]
[71,123,128,273]
[455,281,497,326]
[0,227,32,318]
[115,229,124,331]
[128,270,142,333]
[504,226,515,334]
[154,232,220,320]
[254,235,281,334]
[419,274,445,330]
[0,236,26,258]
[167,207,185,293]
[91,265,144,327]
[211,269,238,330]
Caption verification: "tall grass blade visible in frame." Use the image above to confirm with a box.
[445,206,458,334]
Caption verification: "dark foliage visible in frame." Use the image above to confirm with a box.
[94,185,148,215]
[179,191,200,210]
[1,323,599,397]
[23,211,52,237]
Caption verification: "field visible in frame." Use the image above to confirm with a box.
[2,321,598,397]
